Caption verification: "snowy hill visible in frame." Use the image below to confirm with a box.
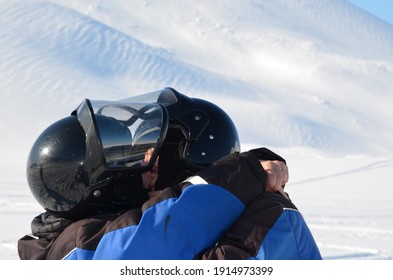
[0,0,393,260]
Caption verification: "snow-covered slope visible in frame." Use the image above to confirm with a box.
[0,0,392,260]
[2,0,393,163]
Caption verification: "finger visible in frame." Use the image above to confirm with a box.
[261,161,277,192]
[274,162,289,199]
[282,163,289,185]
[264,168,277,192]
[272,161,288,186]
[274,166,284,189]
[144,147,155,163]
[275,161,288,185]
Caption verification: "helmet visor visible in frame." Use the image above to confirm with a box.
[119,88,179,106]
[74,99,168,173]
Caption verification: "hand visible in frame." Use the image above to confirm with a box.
[260,160,289,199]
[141,148,159,191]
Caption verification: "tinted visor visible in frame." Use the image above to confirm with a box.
[73,99,168,175]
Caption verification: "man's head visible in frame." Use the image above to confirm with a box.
[26,88,240,219]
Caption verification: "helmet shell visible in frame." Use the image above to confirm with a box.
[179,98,240,166]
[163,88,240,168]
[153,88,240,189]
[26,114,146,218]
[26,116,89,213]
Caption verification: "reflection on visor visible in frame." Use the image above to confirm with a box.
[74,99,168,172]
[121,87,210,141]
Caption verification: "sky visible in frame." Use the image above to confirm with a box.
[0,0,393,271]
[346,0,393,25]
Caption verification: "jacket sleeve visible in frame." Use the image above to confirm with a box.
[195,194,322,260]
[194,150,322,260]
[195,194,284,260]
[92,148,282,259]
[194,147,286,196]
[93,183,245,259]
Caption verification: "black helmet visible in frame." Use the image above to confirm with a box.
[26,88,239,218]
[122,88,241,189]
[27,98,168,219]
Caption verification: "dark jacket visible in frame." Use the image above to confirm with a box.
[18,148,322,260]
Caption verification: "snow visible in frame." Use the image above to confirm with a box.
[0,0,393,260]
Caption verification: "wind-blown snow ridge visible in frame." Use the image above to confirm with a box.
[1,1,245,89]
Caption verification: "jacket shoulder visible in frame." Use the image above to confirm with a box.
[57,210,141,259]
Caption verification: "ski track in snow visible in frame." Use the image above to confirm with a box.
[287,156,393,260]
[291,158,393,185]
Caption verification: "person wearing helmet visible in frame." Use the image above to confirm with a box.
[18,88,321,260]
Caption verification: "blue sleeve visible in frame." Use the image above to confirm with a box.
[254,209,322,260]
[92,184,245,259]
